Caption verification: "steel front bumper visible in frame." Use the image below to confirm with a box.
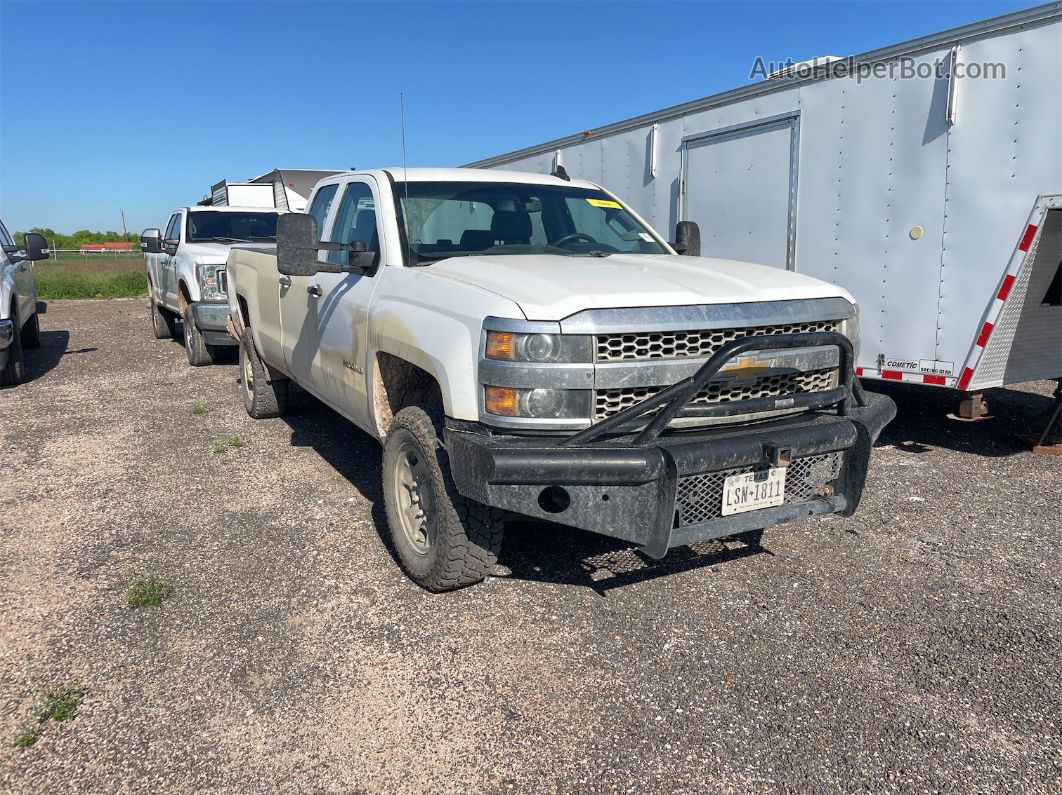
[446,393,895,558]
[190,302,236,347]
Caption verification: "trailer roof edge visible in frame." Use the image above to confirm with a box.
[465,2,1062,168]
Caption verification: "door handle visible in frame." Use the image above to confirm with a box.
[278,275,292,287]
[307,284,323,298]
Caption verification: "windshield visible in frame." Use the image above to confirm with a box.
[186,211,278,243]
[394,181,667,265]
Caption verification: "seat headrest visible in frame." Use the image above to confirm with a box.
[490,210,532,244]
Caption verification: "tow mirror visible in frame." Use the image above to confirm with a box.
[140,228,162,254]
[672,220,701,257]
[277,213,321,277]
[23,232,49,261]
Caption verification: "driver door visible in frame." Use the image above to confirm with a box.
[281,177,382,427]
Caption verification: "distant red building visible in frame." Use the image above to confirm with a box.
[79,242,134,252]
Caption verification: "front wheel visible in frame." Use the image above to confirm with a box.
[21,311,40,349]
[183,305,217,366]
[382,405,504,592]
[240,328,287,418]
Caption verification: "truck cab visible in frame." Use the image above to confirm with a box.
[141,206,278,365]
[0,221,49,386]
[227,168,895,591]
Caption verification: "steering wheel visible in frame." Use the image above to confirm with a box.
[553,232,598,247]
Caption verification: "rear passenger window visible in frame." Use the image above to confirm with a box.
[307,184,339,238]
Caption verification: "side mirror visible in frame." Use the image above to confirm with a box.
[277,213,322,277]
[141,228,162,254]
[23,232,49,261]
[162,239,179,256]
[672,220,701,257]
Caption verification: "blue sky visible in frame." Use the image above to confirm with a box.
[0,0,1041,234]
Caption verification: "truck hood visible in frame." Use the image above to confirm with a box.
[180,242,237,263]
[428,253,852,320]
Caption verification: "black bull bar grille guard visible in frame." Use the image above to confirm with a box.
[446,331,894,559]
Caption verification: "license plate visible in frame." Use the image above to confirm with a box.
[721,467,786,516]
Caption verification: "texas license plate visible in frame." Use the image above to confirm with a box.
[721,467,786,516]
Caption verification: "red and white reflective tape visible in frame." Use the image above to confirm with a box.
[855,366,952,386]
[954,204,1047,391]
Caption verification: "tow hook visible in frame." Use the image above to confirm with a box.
[763,444,792,468]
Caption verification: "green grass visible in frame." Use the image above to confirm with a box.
[191,401,208,416]
[125,566,172,608]
[213,435,245,454]
[34,685,84,723]
[35,271,147,300]
[229,434,244,449]
[13,726,40,749]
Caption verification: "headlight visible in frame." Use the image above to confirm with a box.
[484,331,592,362]
[197,263,227,300]
[483,386,591,419]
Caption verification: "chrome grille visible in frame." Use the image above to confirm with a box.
[594,368,837,420]
[595,320,842,362]
[674,452,843,527]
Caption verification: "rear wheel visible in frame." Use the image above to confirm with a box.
[150,301,176,339]
[1,307,25,387]
[382,405,504,591]
[240,328,287,418]
[183,305,217,366]
[21,311,40,349]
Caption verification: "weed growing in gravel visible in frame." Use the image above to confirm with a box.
[191,401,208,416]
[34,685,84,722]
[125,566,172,608]
[13,726,40,748]
[213,435,245,454]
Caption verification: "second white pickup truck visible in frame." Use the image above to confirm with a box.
[227,168,895,591]
[141,206,278,365]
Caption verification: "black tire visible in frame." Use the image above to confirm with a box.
[382,405,504,592]
[21,310,40,349]
[1,306,25,387]
[183,305,217,366]
[150,300,176,340]
[239,328,287,418]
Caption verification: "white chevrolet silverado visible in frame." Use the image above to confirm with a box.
[140,206,278,365]
[226,168,895,591]
[1,222,49,387]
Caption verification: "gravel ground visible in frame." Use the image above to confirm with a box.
[1,298,1059,793]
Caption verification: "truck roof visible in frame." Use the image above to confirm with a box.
[333,167,600,190]
[181,205,281,214]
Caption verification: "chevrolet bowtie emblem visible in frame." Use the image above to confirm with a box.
[720,356,772,385]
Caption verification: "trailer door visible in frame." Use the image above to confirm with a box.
[681,115,798,270]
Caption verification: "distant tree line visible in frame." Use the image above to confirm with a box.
[14,227,141,250]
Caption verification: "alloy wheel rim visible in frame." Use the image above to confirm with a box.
[392,441,435,555]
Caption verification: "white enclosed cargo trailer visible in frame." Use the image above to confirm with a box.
[467,4,1062,412]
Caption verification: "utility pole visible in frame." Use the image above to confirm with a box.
[120,209,128,237]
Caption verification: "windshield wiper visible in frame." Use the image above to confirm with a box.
[197,236,250,243]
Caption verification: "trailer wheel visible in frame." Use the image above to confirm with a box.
[150,301,176,340]
[382,405,504,592]
[182,305,217,366]
[1,306,25,387]
[239,328,287,418]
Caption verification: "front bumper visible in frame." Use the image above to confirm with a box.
[447,394,895,558]
[190,302,236,347]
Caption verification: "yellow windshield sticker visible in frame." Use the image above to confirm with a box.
[586,198,621,209]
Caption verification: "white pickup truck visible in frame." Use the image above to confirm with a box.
[226,168,895,591]
[1,222,49,387]
[140,206,278,365]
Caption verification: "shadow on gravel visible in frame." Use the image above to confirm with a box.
[868,381,1058,458]
[22,329,69,383]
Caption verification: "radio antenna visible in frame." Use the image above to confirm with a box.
[400,92,412,264]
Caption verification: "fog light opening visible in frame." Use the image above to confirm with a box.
[537,486,571,514]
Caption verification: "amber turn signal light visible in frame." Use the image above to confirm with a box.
[484,386,520,416]
[485,331,516,361]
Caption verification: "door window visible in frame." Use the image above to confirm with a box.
[0,220,13,248]
[325,182,378,266]
[307,184,339,238]
[163,213,181,242]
